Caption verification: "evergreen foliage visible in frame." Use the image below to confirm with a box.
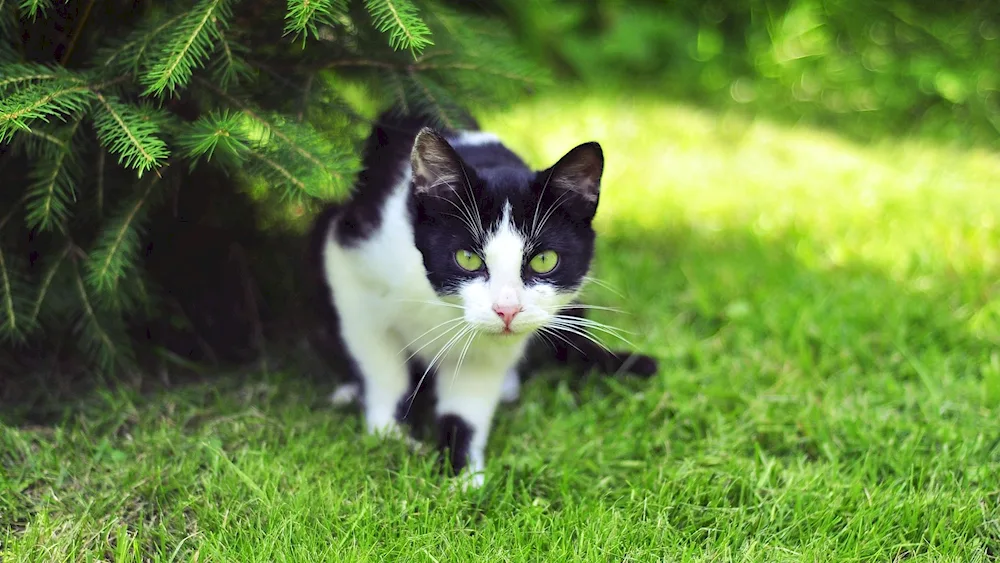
[0,0,544,378]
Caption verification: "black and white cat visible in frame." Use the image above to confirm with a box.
[308,110,656,488]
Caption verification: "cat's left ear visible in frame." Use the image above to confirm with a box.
[411,127,467,195]
[541,141,603,207]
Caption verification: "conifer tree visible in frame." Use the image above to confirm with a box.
[0,0,545,379]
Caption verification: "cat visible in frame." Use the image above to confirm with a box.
[307,109,657,488]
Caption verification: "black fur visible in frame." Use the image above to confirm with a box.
[436,414,474,475]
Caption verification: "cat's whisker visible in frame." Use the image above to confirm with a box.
[404,324,473,416]
[532,190,572,239]
[552,314,637,336]
[449,327,478,393]
[582,276,625,298]
[548,320,637,351]
[538,326,587,357]
[560,304,627,314]
[529,168,555,237]
[550,319,638,349]
[435,196,481,242]
[456,162,486,240]
[399,317,465,357]
[545,323,619,354]
[534,330,560,353]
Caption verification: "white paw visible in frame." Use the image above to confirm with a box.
[367,420,427,454]
[500,369,520,404]
[448,470,485,492]
[329,382,360,406]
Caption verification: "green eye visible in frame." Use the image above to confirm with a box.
[455,250,484,271]
[529,250,559,274]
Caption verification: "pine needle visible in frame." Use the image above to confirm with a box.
[284,0,346,42]
[24,118,83,232]
[74,265,132,372]
[30,244,71,322]
[176,110,251,170]
[85,180,155,294]
[364,0,433,55]
[0,63,65,91]
[95,10,187,74]
[0,77,94,142]
[0,246,19,342]
[141,0,233,96]
[18,0,51,21]
[92,93,169,176]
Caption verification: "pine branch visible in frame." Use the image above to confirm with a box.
[92,93,169,176]
[59,0,96,65]
[208,16,252,89]
[196,77,355,197]
[24,118,83,232]
[176,110,251,170]
[284,0,346,42]
[0,226,35,342]
[18,0,51,21]
[85,179,155,294]
[247,147,310,197]
[73,264,133,372]
[96,150,105,218]
[364,0,433,54]
[141,0,234,96]
[94,9,187,75]
[0,0,14,35]
[406,71,463,129]
[0,245,24,342]
[0,63,65,91]
[30,243,70,322]
[0,77,94,142]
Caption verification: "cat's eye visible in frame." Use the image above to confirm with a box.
[455,250,484,271]
[529,250,559,274]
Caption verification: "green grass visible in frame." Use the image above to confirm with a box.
[4,94,1000,561]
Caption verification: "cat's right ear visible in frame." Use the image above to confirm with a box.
[411,128,466,195]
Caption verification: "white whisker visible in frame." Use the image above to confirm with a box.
[404,324,473,416]
[532,190,572,240]
[549,320,637,350]
[552,315,637,336]
[399,317,465,357]
[449,327,478,394]
[560,304,627,314]
[582,276,624,298]
[538,326,587,357]
[546,323,619,353]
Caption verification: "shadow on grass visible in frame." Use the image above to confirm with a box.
[2,211,994,429]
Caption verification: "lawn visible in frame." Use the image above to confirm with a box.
[3,94,1000,561]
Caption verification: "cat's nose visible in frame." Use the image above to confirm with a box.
[493,304,522,327]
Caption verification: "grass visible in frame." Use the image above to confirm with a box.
[3,93,1000,561]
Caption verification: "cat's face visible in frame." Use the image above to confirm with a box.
[410,129,602,337]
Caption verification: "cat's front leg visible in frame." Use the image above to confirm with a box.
[340,328,411,439]
[435,366,507,489]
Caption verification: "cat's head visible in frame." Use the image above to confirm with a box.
[410,128,602,337]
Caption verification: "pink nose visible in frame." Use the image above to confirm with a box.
[493,304,522,327]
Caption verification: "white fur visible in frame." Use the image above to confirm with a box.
[448,131,501,147]
[330,382,360,406]
[321,159,577,488]
[500,369,520,403]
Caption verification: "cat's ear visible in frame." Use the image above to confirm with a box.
[411,127,466,195]
[542,142,603,205]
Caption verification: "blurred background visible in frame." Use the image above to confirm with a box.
[486,0,1000,148]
